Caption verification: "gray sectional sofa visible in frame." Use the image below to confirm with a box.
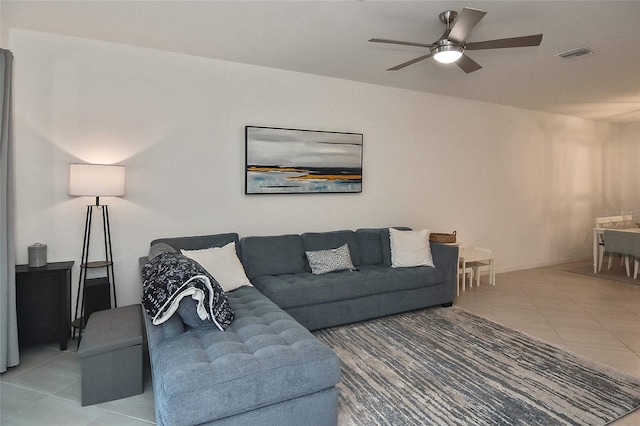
[241,228,457,330]
[140,228,458,426]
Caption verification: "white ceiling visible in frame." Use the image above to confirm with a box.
[3,1,640,124]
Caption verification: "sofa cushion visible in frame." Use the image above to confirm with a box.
[301,230,361,266]
[151,233,241,258]
[356,227,411,266]
[148,286,341,426]
[241,234,307,279]
[355,229,384,265]
[252,264,444,310]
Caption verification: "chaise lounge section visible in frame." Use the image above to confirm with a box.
[144,285,340,426]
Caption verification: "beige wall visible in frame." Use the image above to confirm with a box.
[602,122,640,216]
[10,29,622,308]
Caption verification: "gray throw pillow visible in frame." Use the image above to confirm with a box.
[177,297,221,329]
[306,244,356,275]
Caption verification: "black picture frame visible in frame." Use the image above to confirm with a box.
[245,126,363,194]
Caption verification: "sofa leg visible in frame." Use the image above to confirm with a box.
[441,302,453,308]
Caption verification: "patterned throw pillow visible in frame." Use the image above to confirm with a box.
[306,244,357,275]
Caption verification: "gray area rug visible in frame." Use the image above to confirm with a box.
[314,307,640,426]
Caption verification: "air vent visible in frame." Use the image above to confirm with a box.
[556,47,596,60]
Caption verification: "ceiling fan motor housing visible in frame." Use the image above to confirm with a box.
[439,10,458,25]
[435,38,463,50]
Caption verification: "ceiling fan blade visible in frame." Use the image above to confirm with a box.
[448,7,487,43]
[369,38,435,49]
[456,54,482,73]
[388,53,433,71]
[466,34,543,50]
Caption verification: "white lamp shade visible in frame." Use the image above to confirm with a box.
[69,164,126,197]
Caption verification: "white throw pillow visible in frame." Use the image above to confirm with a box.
[389,228,435,268]
[181,242,252,292]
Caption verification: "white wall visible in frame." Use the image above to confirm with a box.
[602,122,640,216]
[10,29,617,308]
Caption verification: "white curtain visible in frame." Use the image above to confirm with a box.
[0,48,19,373]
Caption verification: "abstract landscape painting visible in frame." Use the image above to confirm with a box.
[245,126,363,194]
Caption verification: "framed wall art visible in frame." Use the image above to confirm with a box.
[245,126,363,194]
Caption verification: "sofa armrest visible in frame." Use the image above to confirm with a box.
[430,243,458,302]
[138,256,149,273]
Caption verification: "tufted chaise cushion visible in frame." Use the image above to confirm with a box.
[145,286,341,426]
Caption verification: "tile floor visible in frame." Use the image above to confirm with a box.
[0,343,155,425]
[1,259,639,425]
[455,259,640,425]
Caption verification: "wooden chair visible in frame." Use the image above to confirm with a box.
[606,216,630,270]
[594,216,611,271]
[608,215,625,227]
[595,216,629,272]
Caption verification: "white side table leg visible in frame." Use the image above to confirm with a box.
[490,258,495,285]
[462,260,467,292]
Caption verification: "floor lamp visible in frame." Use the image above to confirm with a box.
[69,163,125,340]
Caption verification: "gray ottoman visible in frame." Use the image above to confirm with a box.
[77,304,144,406]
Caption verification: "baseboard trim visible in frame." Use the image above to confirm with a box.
[476,257,592,276]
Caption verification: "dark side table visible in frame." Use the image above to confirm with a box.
[16,261,74,350]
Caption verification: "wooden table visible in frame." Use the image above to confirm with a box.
[16,261,74,350]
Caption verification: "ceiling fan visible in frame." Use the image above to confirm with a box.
[369,7,543,73]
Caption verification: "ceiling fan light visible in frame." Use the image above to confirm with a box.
[433,46,463,63]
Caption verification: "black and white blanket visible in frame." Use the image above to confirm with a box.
[141,252,234,330]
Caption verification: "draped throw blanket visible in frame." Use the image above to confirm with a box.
[141,252,234,330]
